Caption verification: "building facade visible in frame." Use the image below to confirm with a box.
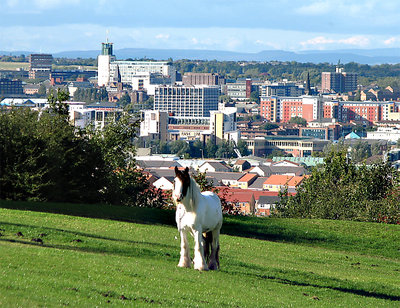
[182,73,225,86]
[260,96,323,123]
[0,78,23,95]
[321,67,358,93]
[154,85,220,118]
[28,54,53,80]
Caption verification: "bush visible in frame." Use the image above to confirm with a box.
[276,150,400,223]
[0,108,165,208]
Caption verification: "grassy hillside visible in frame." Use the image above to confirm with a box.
[0,61,29,70]
[0,200,399,307]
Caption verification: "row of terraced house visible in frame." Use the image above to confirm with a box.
[137,156,309,217]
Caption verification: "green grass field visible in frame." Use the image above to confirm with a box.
[0,62,96,71]
[0,200,399,307]
[0,61,29,70]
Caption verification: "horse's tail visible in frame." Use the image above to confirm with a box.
[203,231,213,264]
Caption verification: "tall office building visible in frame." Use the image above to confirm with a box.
[182,73,225,86]
[28,53,52,79]
[154,85,220,118]
[321,66,358,93]
[97,42,115,86]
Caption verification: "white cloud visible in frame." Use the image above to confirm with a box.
[296,1,332,15]
[384,37,397,45]
[300,35,370,48]
[33,0,80,9]
[155,33,170,40]
[338,36,370,47]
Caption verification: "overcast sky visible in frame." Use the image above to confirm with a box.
[1,0,400,53]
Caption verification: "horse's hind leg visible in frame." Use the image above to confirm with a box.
[203,231,212,264]
[178,230,191,268]
[208,228,221,270]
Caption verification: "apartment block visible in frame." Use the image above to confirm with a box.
[154,85,219,118]
[321,66,358,93]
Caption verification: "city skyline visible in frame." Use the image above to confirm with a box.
[1,0,400,53]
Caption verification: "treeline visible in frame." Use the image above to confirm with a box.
[0,55,27,62]
[0,107,165,208]
[53,57,97,67]
[174,60,400,88]
[277,150,400,224]
[73,88,108,104]
[142,139,249,159]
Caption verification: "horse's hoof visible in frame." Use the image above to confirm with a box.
[194,264,209,271]
[178,262,191,268]
[208,263,218,270]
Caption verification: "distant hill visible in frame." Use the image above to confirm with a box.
[1,48,400,64]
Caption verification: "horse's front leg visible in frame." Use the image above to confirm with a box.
[193,229,208,271]
[178,230,191,268]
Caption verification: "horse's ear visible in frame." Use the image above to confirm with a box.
[174,166,179,175]
[184,167,189,175]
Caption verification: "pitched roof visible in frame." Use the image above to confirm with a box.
[263,175,293,186]
[287,176,305,187]
[271,160,300,167]
[200,161,231,172]
[203,171,244,185]
[270,165,307,176]
[216,187,283,201]
[258,195,281,205]
[137,160,181,169]
[234,159,249,166]
[238,173,258,183]
[248,177,269,190]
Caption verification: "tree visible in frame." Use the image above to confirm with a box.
[48,88,70,118]
[237,140,249,156]
[276,150,400,223]
[249,91,260,103]
[38,84,47,97]
[118,93,131,107]
[205,140,218,158]
[261,123,279,131]
[0,108,165,208]
[288,116,307,126]
[169,140,190,157]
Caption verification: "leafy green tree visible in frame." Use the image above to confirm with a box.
[190,140,204,158]
[0,108,165,208]
[48,88,70,117]
[205,139,218,158]
[288,116,307,126]
[350,141,371,163]
[237,140,249,156]
[118,93,131,107]
[169,140,190,157]
[38,84,47,97]
[249,90,260,103]
[261,123,279,130]
[276,150,400,223]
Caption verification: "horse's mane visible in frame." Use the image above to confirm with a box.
[186,177,202,211]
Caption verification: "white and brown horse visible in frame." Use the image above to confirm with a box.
[173,166,222,271]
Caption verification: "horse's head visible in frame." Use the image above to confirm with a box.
[173,166,190,202]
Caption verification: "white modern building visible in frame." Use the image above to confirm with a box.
[109,61,175,85]
[140,110,169,142]
[97,42,116,87]
[154,85,220,118]
[97,41,176,88]
[131,72,172,95]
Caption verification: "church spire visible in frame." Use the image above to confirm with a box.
[305,71,311,95]
[113,64,121,83]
